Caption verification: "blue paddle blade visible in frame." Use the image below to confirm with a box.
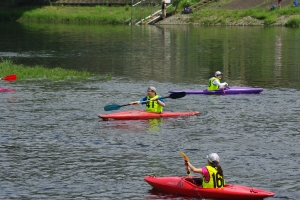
[104,104,122,111]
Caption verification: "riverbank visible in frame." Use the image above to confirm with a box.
[0,59,111,81]
[0,5,299,26]
[0,5,132,24]
[158,7,300,27]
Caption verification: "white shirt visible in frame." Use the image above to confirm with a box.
[212,79,228,89]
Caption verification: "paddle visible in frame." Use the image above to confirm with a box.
[1,74,17,82]
[104,92,186,111]
[180,151,190,177]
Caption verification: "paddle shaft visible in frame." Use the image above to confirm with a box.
[125,95,169,106]
[104,92,186,111]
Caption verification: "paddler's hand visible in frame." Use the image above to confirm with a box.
[184,161,188,166]
[129,101,140,105]
[152,98,162,102]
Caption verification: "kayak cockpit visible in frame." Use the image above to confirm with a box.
[185,177,203,187]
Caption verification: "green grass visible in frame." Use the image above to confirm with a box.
[0,59,111,81]
[189,6,300,26]
[285,17,300,27]
[0,4,299,26]
[0,5,160,24]
[0,5,131,24]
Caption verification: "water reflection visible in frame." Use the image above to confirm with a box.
[0,22,299,89]
[101,118,163,133]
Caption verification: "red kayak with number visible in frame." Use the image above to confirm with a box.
[98,110,200,120]
[145,175,275,200]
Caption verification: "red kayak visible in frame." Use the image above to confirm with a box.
[98,110,200,120]
[145,175,275,200]
[0,88,15,92]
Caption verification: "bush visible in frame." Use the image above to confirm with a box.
[264,16,277,25]
[181,0,193,8]
[252,12,268,20]
[285,17,300,27]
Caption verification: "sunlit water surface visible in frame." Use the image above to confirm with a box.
[0,22,300,200]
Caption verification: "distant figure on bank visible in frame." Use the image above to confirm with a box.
[293,0,299,7]
[207,71,228,91]
[270,5,277,11]
[278,0,282,8]
[161,0,166,19]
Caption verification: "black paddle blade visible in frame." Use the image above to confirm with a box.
[169,92,186,99]
[104,104,122,111]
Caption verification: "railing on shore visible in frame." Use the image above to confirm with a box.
[125,0,164,26]
[135,4,172,25]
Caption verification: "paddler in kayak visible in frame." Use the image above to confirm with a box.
[129,86,165,113]
[207,71,229,91]
[186,153,225,188]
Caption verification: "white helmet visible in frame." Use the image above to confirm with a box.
[215,71,223,76]
[207,153,220,163]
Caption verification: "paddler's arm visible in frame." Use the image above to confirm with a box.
[187,162,203,174]
[129,101,140,105]
[151,97,165,107]
[129,97,147,105]
[213,79,228,89]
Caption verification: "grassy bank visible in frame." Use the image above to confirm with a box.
[0,5,157,24]
[187,7,300,27]
[0,4,299,26]
[0,5,131,24]
[0,59,111,81]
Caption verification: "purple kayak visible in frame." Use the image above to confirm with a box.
[169,86,263,95]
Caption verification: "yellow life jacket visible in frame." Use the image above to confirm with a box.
[146,95,163,113]
[202,165,225,188]
[207,77,220,91]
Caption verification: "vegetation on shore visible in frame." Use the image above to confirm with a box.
[188,6,300,27]
[0,5,132,24]
[0,4,160,24]
[0,4,299,26]
[0,59,112,81]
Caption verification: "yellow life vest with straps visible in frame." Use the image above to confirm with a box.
[145,95,163,113]
[207,77,220,91]
[202,166,225,188]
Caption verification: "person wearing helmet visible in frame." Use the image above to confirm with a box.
[186,153,225,188]
[207,71,229,91]
[129,86,165,113]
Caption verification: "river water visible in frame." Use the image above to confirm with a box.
[0,22,300,200]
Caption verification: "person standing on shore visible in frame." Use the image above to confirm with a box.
[293,0,299,7]
[278,0,283,8]
[161,0,166,19]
